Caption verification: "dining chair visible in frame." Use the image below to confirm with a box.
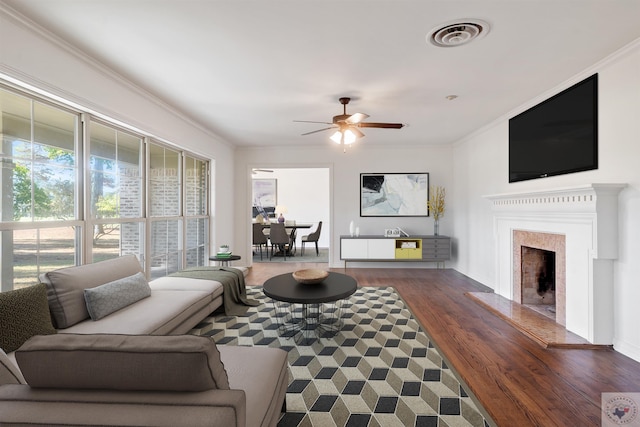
[288,227,298,254]
[252,223,269,260]
[301,221,322,256]
[269,222,291,261]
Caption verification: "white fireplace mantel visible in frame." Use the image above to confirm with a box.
[484,183,626,344]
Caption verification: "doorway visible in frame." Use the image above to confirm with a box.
[251,168,330,264]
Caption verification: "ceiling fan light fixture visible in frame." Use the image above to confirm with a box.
[330,128,360,145]
[343,129,358,145]
[330,130,343,144]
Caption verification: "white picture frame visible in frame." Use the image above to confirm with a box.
[360,173,429,217]
[252,178,277,208]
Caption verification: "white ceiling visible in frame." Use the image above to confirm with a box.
[4,0,640,148]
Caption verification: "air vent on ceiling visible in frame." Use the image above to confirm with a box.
[428,19,490,47]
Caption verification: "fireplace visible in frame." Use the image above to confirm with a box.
[486,184,626,344]
[513,231,565,325]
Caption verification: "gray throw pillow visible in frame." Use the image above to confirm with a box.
[44,255,144,328]
[0,284,57,353]
[83,272,151,320]
[16,334,229,391]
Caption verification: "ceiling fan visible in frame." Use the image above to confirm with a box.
[294,97,405,150]
[252,168,273,175]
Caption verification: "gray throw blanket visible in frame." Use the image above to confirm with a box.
[169,267,259,316]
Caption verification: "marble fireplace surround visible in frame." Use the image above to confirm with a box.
[485,184,626,345]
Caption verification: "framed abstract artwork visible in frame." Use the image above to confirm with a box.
[252,179,277,208]
[360,173,429,217]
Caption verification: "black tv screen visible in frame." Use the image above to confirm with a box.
[509,74,598,183]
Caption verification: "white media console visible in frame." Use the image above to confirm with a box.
[340,235,451,267]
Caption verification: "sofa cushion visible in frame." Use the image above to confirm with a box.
[84,272,151,321]
[16,334,230,391]
[0,386,246,426]
[150,276,224,298]
[0,348,25,385]
[219,345,288,427]
[61,289,215,335]
[0,284,57,353]
[44,255,143,329]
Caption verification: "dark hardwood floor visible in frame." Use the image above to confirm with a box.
[244,263,640,427]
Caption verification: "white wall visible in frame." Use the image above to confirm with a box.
[252,168,330,248]
[0,7,237,251]
[452,40,640,361]
[236,144,454,267]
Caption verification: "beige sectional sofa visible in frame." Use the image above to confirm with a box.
[42,255,225,335]
[0,256,288,427]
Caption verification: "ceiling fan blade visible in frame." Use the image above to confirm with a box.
[346,112,370,124]
[357,122,405,129]
[294,120,333,125]
[301,126,336,136]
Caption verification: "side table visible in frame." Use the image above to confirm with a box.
[209,254,241,267]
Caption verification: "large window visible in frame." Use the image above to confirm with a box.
[3,93,77,222]
[0,88,81,290]
[89,121,144,263]
[149,144,182,278]
[0,83,211,291]
[4,226,80,290]
[185,156,208,268]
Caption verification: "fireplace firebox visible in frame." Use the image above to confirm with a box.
[521,246,556,317]
[513,230,565,326]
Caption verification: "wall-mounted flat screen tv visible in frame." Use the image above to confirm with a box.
[509,74,598,183]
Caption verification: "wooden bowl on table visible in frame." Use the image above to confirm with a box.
[292,269,329,285]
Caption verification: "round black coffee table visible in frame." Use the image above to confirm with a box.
[263,271,357,343]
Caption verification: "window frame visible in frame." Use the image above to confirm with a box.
[0,81,212,292]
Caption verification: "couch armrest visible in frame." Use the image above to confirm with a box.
[0,384,246,427]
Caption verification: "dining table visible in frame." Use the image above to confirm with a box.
[258,222,314,256]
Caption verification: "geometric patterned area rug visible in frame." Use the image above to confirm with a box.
[189,286,490,427]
